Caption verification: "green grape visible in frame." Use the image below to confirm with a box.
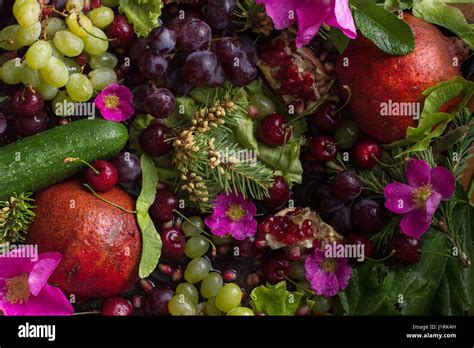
[87,7,114,29]
[184,236,209,259]
[40,56,69,87]
[53,30,84,57]
[227,307,254,316]
[249,94,276,117]
[175,283,199,305]
[13,0,32,17]
[211,235,233,246]
[289,260,306,281]
[196,302,206,315]
[215,283,242,312]
[49,41,64,59]
[184,257,210,284]
[0,25,23,51]
[43,17,67,37]
[62,57,81,75]
[66,12,93,38]
[36,80,59,101]
[25,40,52,70]
[66,73,93,102]
[21,63,41,88]
[88,68,117,91]
[335,120,359,150]
[52,90,75,116]
[82,26,109,55]
[168,295,196,316]
[89,52,118,70]
[66,0,84,12]
[100,0,119,6]
[204,298,223,316]
[17,22,41,46]
[181,216,204,237]
[15,1,41,28]
[298,279,310,290]
[311,296,334,315]
[0,67,2,81]
[1,58,23,84]
[200,272,223,299]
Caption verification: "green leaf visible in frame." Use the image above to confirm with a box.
[137,153,162,278]
[378,0,413,12]
[165,96,197,128]
[350,0,415,55]
[250,281,304,315]
[412,2,474,50]
[328,27,350,54]
[119,0,163,38]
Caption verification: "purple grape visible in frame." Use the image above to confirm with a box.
[148,27,177,54]
[177,19,212,52]
[0,112,6,135]
[332,171,362,201]
[314,183,344,216]
[239,35,258,64]
[214,37,241,63]
[207,63,226,87]
[132,84,153,113]
[204,0,236,30]
[130,38,149,63]
[138,51,168,79]
[164,67,193,97]
[182,51,217,86]
[14,111,48,137]
[328,206,352,235]
[144,88,176,119]
[225,51,257,86]
[113,151,142,183]
[139,123,174,157]
[352,199,385,234]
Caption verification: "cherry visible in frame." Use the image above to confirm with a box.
[344,234,373,260]
[351,199,385,234]
[150,189,178,223]
[332,171,362,201]
[328,205,352,235]
[160,227,185,261]
[85,160,119,192]
[352,139,382,169]
[263,252,291,284]
[262,176,290,211]
[232,237,262,259]
[309,135,338,162]
[310,103,342,133]
[90,0,101,9]
[11,88,44,118]
[388,234,421,265]
[139,123,174,157]
[314,183,344,215]
[113,151,141,183]
[256,113,291,147]
[107,14,134,48]
[143,288,174,315]
[101,297,133,316]
[14,111,48,137]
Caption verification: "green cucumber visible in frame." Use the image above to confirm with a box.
[0,119,128,200]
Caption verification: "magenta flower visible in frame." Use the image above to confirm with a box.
[95,83,134,122]
[256,0,357,47]
[384,159,455,239]
[0,248,74,316]
[305,246,352,297]
[205,191,258,240]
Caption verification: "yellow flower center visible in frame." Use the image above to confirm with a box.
[104,95,120,110]
[225,203,247,222]
[321,259,336,273]
[5,273,30,304]
[412,185,432,209]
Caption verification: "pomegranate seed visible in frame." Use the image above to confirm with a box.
[171,267,183,282]
[223,270,237,282]
[158,263,173,276]
[139,279,154,293]
[132,295,142,309]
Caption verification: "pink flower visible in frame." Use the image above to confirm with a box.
[205,192,257,240]
[305,246,352,297]
[256,0,357,47]
[0,247,73,316]
[94,83,134,122]
[384,159,455,239]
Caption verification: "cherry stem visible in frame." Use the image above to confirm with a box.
[72,311,100,316]
[51,8,67,17]
[419,249,457,261]
[77,16,117,42]
[64,157,100,175]
[279,272,315,296]
[365,250,395,263]
[172,209,213,238]
[83,184,137,214]
[332,85,351,115]
[370,155,405,168]
[272,128,291,175]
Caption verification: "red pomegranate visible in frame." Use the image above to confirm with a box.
[336,13,468,143]
[26,180,142,298]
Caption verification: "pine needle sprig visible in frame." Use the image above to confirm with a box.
[369,217,401,252]
[0,193,35,244]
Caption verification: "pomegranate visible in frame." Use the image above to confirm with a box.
[26,180,141,298]
[336,13,469,143]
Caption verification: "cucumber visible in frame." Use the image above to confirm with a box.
[0,119,128,200]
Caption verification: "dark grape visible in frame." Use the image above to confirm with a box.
[14,111,48,137]
[214,37,241,63]
[207,63,226,87]
[238,35,258,64]
[132,84,153,113]
[106,14,134,48]
[225,51,257,86]
[351,199,385,234]
[143,288,174,315]
[0,112,7,135]
[138,51,168,79]
[148,27,177,54]
[11,89,44,118]
[164,67,193,97]
[168,10,200,33]
[182,51,217,86]
[113,151,142,183]
[204,0,235,30]
[332,171,362,201]
[144,88,176,119]
[328,206,352,235]
[129,38,149,63]
[177,19,211,52]
[139,123,174,157]
[314,183,344,215]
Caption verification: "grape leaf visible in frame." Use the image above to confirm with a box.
[119,0,164,38]
[250,281,304,315]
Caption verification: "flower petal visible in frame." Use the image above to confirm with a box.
[28,253,62,296]
[406,159,431,188]
[430,166,455,200]
[24,285,74,316]
[257,0,298,30]
[295,5,328,48]
[0,248,36,278]
[335,260,352,291]
[325,0,357,39]
[425,192,442,218]
[384,182,414,214]
[400,209,432,239]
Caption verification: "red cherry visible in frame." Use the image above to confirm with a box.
[11,88,44,118]
[310,103,342,133]
[352,139,382,169]
[263,252,291,284]
[309,135,338,162]
[74,52,89,67]
[101,297,133,316]
[344,234,373,260]
[85,160,119,192]
[139,123,173,157]
[107,14,134,48]
[388,234,421,265]
[262,176,290,211]
[149,189,178,223]
[160,228,185,261]
[256,113,292,147]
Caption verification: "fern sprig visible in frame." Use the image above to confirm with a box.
[0,193,35,244]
